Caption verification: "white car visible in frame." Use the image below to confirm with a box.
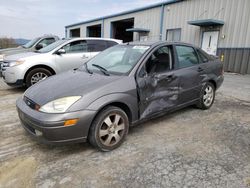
[1,38,122,87]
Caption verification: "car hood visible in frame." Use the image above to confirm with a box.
[24,70,124,106]
[0,46,29,56]
[4,52,39,61]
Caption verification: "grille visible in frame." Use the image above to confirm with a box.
[23,96,40,110]
[1,61,9,71]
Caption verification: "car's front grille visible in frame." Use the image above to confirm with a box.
[1,61,9,71]
[23,96,40,110]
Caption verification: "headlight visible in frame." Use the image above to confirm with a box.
[8,60,25,67]
[39,96,81,113]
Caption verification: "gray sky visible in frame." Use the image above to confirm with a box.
[0,0,165,39]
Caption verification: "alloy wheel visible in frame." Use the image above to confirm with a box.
[203,85,214,107]
[30,72,48,85]
[99,113,125,147]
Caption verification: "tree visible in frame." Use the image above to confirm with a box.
[0,37,18,49]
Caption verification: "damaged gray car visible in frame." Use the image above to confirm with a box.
[16,41,224,151]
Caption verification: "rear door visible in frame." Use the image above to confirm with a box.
[136,45,180,119]
[174,45,204,104]
[55,40,91,72]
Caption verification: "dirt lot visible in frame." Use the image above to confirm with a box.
[0,73,250,188]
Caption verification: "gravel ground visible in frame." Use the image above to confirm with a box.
[0,73,250,188]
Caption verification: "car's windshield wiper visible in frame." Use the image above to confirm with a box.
[84,63,93,74]
[92,64,110,76]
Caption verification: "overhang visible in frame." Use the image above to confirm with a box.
[188,19,224,27]
[126,28,150,33]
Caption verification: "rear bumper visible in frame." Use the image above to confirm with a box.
[16,97,96,144]
[216,75,224,90]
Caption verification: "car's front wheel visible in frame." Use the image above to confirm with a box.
[26,68,52,87]
[88,106,129,151]
[197,82,215,110]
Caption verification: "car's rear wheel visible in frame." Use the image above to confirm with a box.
[26,68,52,87]
[197,82,215,110]
[88,106,129,151]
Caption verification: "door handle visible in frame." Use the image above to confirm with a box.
[197,67,204,72]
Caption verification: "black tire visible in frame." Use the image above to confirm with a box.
[88,106,129,151]
[197,82,215,110]
[26,68,52,88]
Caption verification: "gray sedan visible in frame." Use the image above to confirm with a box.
[16,41,224,151]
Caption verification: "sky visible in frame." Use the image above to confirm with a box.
[0,0,166,39]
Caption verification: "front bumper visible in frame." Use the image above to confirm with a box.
[16,97,96,144]
[2,65,26,86]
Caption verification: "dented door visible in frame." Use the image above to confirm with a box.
[137,71,180,119]
[136,45,180,119]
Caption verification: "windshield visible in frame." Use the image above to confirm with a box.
[38,40,68,53]
[85,45,150,75]
[22,38,40,48]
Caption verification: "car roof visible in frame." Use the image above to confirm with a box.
[66,37,122,44]
[126,41,198,48]
[124,41,200,48]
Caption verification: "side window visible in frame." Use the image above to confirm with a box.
[106,41,118,48]
[197,49,210,63]
[175,46,199,68]
[145,46,172,74]
[87,40,106,52]
[62,40,87,53]
[38,38,56,47]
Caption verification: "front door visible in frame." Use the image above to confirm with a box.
[136,45,180,119]
[201,31,219,55]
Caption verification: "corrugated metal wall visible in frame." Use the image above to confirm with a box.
[103,6,161,41]
[163,0,250,48]
[66,0,250,74]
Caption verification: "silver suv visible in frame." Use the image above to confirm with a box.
[0,35,59,62]
[1,38,122,87]
[0,35,59,77]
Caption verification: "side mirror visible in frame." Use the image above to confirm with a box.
[56,49,66,55]
[35,44,43,50]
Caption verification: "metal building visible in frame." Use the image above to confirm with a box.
[65,0,250,74]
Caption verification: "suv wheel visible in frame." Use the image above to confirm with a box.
[197,82,215,110]
[26,68,52,87]
[88,106,129,151]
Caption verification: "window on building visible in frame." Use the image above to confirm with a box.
[175,45,199,68]
[166,28,181,42]
[70,28,81,38]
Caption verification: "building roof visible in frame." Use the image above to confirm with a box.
[65,0,183,28]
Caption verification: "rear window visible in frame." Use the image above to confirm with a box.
[197,49,214,62]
